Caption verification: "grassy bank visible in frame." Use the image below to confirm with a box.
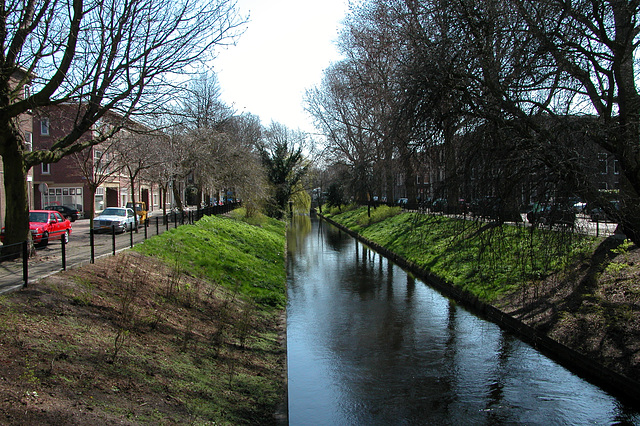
[323,205,640,384]
[0,211,287,425]
[324,205,597,301]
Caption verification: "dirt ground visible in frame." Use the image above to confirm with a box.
[496,236,640,384]
[0,252,286,425]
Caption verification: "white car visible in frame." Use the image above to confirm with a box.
[93,207,136,233]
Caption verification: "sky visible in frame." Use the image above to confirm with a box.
[213,0,350,134]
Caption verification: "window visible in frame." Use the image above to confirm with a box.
[598,153,608,174]
[41,163,50,174]
[24,131,32,152]
[94,150,109,174]
[40,118,50,136]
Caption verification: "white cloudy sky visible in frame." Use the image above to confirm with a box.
[214,0,349,133]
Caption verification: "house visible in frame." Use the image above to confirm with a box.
[30,104,161,218]
[396,115,620,211]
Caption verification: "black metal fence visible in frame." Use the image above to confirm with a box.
[0,203,240,293]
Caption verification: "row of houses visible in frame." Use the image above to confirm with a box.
[0,73,180,226]
[388,117,621,209]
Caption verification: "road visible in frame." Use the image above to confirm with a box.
[0,213,184,294]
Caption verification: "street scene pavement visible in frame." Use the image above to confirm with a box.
[0,213,180,295]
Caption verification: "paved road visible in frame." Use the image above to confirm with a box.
[0,213,185,294]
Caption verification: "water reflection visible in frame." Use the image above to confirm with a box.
[287,217,640,425]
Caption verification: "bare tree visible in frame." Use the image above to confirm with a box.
[114,130,163,230]
[181,72,235,130]
[0,0,246,247]
[220,114,268,216]
[144,132,176,218]
[72,138,124,231]
[306,62,381,204]
[439,0,640,240]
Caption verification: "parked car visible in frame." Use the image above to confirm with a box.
[526,203,576,226]
[573,201,587,213]
[1,210,72,246]
[45,205,79,222]
[430,198,447,212]
[93,207,136,233]
[125,201,148,223]
[589,200,620,222]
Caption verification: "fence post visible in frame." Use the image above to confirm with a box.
[144,219,148,240]
[156,216,159,235]
[61,236,66,271]
[22,241,28,287]
[112,225,116,255]
[129,223,134,247]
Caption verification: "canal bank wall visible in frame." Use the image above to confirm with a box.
[318,213,640,406]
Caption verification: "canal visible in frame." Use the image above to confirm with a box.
[286,216,640,425]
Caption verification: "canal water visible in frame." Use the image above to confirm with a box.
[286,216,640,425]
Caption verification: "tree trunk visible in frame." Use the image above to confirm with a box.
[88,186,97,231]
[1,136,31,254]
[161,185,168,217]
[129,175,138,232]
[172,179,184,211]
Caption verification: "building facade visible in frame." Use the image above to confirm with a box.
[30,104,160,218]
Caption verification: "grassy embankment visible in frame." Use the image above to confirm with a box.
[322,205,640,386]
[0,209,287,425]
[322,204,597,302]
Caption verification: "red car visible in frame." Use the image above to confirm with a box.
[28,210,72,246]
[1,210,72,247]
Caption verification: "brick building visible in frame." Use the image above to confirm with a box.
[30,104,159,217]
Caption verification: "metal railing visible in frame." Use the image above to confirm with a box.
[0,203,240,294]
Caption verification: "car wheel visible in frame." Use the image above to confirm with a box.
[40,231,49,247]
[63,230,69,244]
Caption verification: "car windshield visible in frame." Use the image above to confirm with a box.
[102,208,125,217]
[29,212,49,223]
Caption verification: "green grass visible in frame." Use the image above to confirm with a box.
[134,212,286,308]
[0,209,288,425]
[326,207,597,302]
